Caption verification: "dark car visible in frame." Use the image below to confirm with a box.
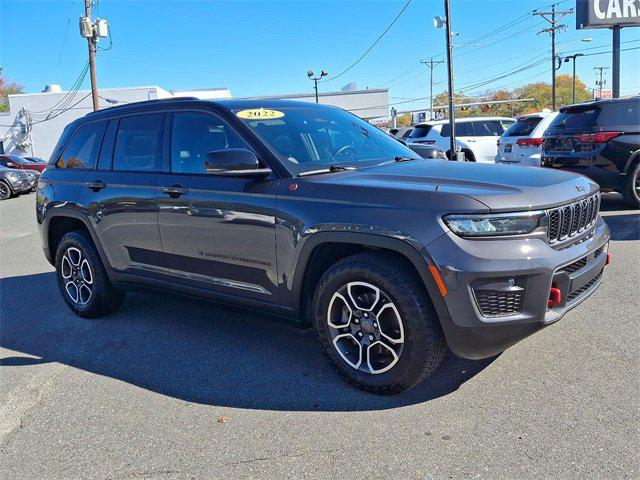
[0,165,31,200]
[0,154,47,173]
[541,97,640,208]
[36,98,610,394]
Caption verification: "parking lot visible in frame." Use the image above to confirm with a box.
[0,191,638,479]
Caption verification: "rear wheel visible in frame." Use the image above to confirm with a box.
[55,231,125,318]
[312,252,447,394]
[622,163,640,209]
[0,181,12,200]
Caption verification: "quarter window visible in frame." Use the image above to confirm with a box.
[56,121,106,169]
[113,114,164,172]
[170,112,250,174]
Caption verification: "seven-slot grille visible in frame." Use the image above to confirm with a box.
[546,193,600,244]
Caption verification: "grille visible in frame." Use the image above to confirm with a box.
[567,271,603,302]
[546,193,600,244]
[560,257,588,274]
[475,290,524,317]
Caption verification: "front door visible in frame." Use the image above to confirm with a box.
[156,110,279,304]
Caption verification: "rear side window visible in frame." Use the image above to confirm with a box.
[113,114,164,172]
[409,125,432,138]
[170,112,250,174]
[56,121,106,169]
[473,121,506,136]
[601,100,639,127]
[504,117,542,137]
[440,122,473,137]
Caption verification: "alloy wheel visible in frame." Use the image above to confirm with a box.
[61,247,93,306]
[327,281,404,374]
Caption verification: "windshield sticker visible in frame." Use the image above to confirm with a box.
[236,109,285,120]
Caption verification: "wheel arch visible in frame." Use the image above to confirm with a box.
[623,149,640,175]
[291,232,450,325]
[45,211,111,272]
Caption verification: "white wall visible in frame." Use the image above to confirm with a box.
[0,86,170,160]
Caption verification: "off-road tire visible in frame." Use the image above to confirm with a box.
[55,231,125,318]
[622,162,640,209]
[312,252,447,394]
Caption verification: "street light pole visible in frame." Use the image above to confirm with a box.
[307,69,328,103]
[434,1,457,159]
[570,54,584,104]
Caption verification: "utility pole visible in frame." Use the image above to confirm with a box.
[421,58,444,121]
[612,26,621,98]
[84,0,99,111]
[534,4,573,110]
[594,66,609,100]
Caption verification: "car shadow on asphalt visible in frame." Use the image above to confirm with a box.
[1,272,496,411]
[601,213,640,241]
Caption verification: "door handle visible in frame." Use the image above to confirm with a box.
[86,180,106,191]
[161,185,189,197]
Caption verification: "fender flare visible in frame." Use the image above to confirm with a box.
[43,209,112,274]
[289,231,451,321]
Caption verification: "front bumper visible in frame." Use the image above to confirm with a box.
[7,177,30,193]
[424,217,610,359]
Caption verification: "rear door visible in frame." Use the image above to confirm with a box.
[472,120,509,163]
[156,110,279,304]
[76,112,165,274]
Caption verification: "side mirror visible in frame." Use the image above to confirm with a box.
[6,162,16,168]
[204,148,271,178]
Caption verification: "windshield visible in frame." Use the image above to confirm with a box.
[233,106,420,174]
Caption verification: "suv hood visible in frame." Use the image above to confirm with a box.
[306,161,598,212]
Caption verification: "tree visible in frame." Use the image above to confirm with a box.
[396,113,412,127]
[0,68,24,112]
[514,74,591,111]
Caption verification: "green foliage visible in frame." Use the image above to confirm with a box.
[0,68,24,112]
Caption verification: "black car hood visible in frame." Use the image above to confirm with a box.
[305,161,598,212]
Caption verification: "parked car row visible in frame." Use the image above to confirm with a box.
[0,154,46,200]
[389,96,640,207]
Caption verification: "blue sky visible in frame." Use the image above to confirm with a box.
[1,0,639,112]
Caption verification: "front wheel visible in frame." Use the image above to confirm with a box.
[55,231,125,318]
[312,252,446,394]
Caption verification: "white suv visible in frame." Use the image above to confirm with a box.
[496,111,559,167]
[406,117,514,163]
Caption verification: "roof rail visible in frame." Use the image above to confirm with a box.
[85,96,200,115]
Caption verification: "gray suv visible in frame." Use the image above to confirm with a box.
[36,99,610,394]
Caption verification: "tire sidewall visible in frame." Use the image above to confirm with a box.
[313,264,433,390]
[0,181,12,200]
[626,164,640,206]
[55,232,109,317]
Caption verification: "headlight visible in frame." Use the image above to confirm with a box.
[7,171,19,179]
[443,211,544,237]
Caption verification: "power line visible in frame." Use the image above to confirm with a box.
[323,0,413,83]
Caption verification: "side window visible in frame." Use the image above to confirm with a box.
[456,122,474,137]
[603,100,639,127]
[439,124,451,137]
[170,112,251,174]
[474,121,503,136]
[56,121,106,169]
[113,114,164,172]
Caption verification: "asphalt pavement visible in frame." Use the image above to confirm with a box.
[1,192,638,479]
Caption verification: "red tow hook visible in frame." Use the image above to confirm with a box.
[606,252,611,266]
[548,287,562,308]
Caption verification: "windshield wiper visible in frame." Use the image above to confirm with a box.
[298,165,358,177]
[394,156,416,163]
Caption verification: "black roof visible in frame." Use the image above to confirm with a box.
[83,97,333,120]
[560,95,639,111]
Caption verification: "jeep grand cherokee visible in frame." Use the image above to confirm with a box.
[36,99,610,394]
